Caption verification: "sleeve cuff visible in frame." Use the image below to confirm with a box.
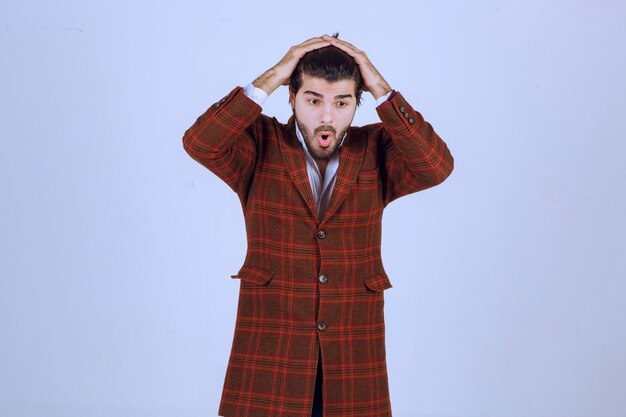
[375,90,393,106]
[243,83,269,107]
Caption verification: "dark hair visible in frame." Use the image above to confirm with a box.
[289,34,363,105]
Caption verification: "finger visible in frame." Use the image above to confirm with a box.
[324,35,359,51]
[303,39,332,50]
[298,35,332,48]
[299,36,324,46]
[292,38,332,57]
[326,37,364,59]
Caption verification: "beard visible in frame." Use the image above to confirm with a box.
[296,118,349,161]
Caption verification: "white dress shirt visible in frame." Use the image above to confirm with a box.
[243,83,391,220]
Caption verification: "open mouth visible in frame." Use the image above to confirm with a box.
[317,133,332,148]
[314,126,336,148]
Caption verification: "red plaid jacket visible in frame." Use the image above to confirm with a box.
[183,86,453,417]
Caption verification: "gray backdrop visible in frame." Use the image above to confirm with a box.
[1,0,625,416]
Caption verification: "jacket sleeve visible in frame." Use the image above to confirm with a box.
[375,91,454,206]
[182,86,262,197]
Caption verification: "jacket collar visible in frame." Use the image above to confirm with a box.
[279,116,366,224]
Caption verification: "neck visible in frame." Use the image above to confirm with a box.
[316,160,329,179]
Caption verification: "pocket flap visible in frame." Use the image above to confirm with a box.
[363,273,393,292]
[231,264,273,285]
[357,169,379,184]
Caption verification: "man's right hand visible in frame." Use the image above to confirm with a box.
[252,36,332,96]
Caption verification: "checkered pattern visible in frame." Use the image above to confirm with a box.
[183,86,453,417]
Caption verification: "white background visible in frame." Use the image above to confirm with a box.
[1,1,625,416]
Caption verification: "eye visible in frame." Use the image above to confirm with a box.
[337,101,347,107]
[309,98,319,105]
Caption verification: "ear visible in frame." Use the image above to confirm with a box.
[289,88,295,111]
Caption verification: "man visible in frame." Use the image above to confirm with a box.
[183,34,453,417]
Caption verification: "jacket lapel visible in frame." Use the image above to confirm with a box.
[321,127,366,224]
[279,117,319,220]
[279,117,367,224]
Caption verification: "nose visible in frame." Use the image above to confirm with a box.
[320,104,333,125]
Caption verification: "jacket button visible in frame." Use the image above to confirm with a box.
[317,230,326,239]
[408,118,415,125]
[399,106,406,112]
[318,274,328,284]
[317,322,326,331]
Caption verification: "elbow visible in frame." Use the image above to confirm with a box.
[182,130,194,157]
[439,151,454,183]
[426,149,454,188]
[182,128,212,161]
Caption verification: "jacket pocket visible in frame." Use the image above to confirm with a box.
[231,264,273,285]
[356,168,379,185]
[363,273,393,292]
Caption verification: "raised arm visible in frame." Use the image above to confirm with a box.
[182,86,262,197]
[182,36,332,196]
[252,36,332,95]
[328,36,454,205]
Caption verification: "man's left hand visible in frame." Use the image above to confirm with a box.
[324,35,392,100]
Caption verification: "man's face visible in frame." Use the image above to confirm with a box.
[289,74,358,160]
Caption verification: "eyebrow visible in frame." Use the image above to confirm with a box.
[303,90,354,100]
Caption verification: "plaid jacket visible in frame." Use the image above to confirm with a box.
[183,86,453,417]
